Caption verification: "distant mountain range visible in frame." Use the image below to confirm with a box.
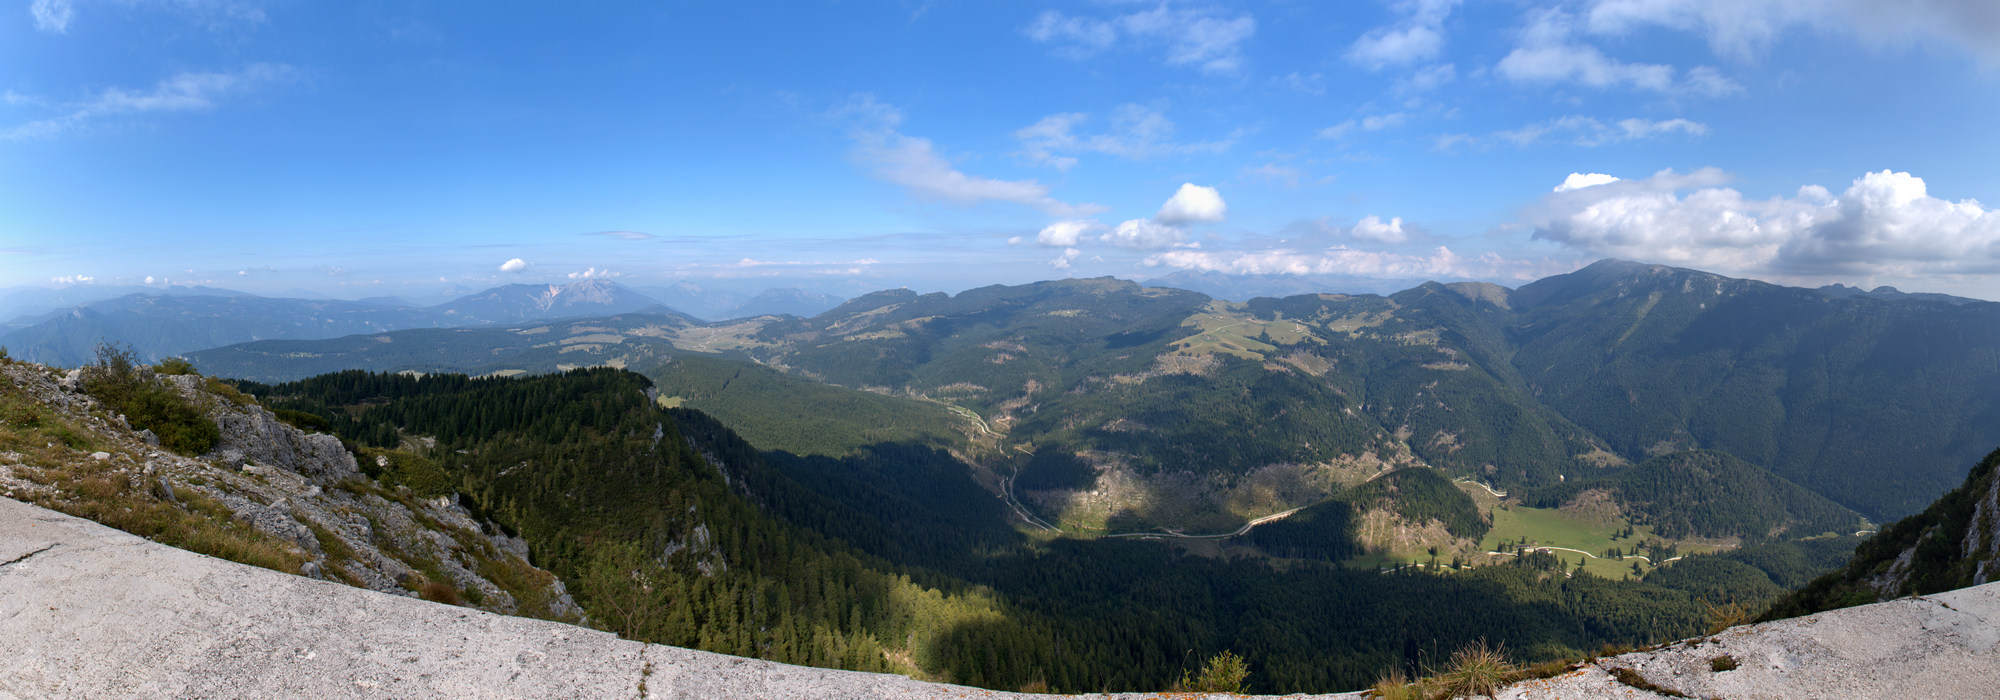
[0,279,844,367]
[0,284,254,331]
[185,259,2000,526]
[634,283,845,321]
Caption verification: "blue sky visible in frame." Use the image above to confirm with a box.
[4,0,2000,300]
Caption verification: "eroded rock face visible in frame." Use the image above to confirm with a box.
[1,361,580,622]
[160,375,360,483]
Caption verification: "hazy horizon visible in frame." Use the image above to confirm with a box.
[6,2,2000,301]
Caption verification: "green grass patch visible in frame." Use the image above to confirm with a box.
[644,354,969,457]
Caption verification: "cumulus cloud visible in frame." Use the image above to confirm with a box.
[1497,9,1739,96]
[1347,0,1461,69]
[1024,6,1255,73]
[1555,172,1622,192]
[568,267,619,279]
[842,95,1102,217]
[1037,219,1104,247]
[1050,247,1082,269]
[1350,216,1409,243]
[498,258,529,273]
[1103,219,1185,249]
[1529,168,2000,276]
[1156,184,1227,225]
[1014,104,1232,170]
[50,274,94,284]
[1145,245,1563,281]
[4,63,294,140]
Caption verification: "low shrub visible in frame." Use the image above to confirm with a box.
[80,343,219,456]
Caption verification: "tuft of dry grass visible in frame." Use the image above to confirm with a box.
[18,459,305,575]
[1703,598,1758,634]
[1370,666,1421,699]
[1427,640,1517,699]
[419,580,463,605]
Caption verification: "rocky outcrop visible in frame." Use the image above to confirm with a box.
[1764,447,2000,619]
[0,360,579,620]
[1495,584,2000,699]
[165,373,359,483]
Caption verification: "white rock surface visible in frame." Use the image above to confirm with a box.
[8,489,2000,699]
[1497,583,2000,699]
[0,496,1320,700]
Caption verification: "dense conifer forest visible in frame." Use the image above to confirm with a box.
[242,368,1857,693]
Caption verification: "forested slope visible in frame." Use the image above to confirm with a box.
[239,368,1802,693]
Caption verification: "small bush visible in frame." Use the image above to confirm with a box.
[1174,650,1250,694]
[80,343,219,456]
[1709,655,1739,672]
[205,376,256,407]
[154,357,198,376]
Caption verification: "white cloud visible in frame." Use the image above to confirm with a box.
[1497,115,1709,147]
[1025,6,1256,73]
[4,63,293,140]
[1274,71,1326,95]
[1037,219,1104,247]
[1398,63,1457,93]
[1103,219,1186,249]
[1583,0,2000,65]
[31,0,266,34]
[1014,104,1232,170]
[1555,172,1622,192]
[50,274,94,284]
[1145,245,1561,281]
[1119,5,1257,73]
[144,276,155,284]
[30,0,72,32]
[1497,10,1739,96]
[1318,112,1407,140]
[1347,0,1461,70]
[1156,183,1226,225]
[498,258,529,273]
[1528,168,2000,275]
[1024,10,1116,57]
[1350,215,1408,243]
[1051,247,1082,269]
[844,95,1102,217]
[568,267,620,279]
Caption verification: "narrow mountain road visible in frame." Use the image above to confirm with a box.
[1493,545,1682,566]
[1100,505,1306,540]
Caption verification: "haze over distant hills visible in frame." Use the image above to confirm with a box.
[0,280,850,367]
[187,259,2000,525]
